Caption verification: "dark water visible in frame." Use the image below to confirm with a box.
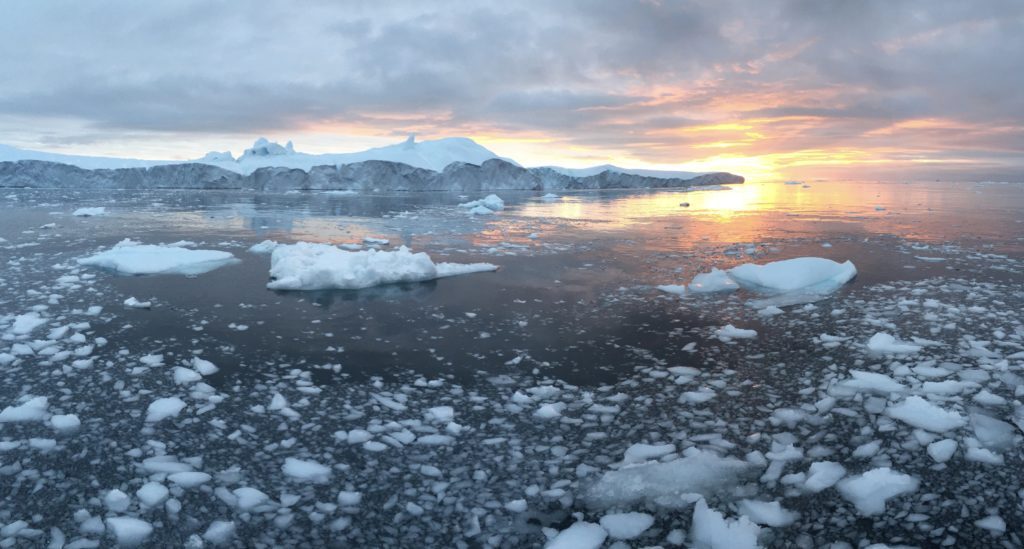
[1,181,1023,548]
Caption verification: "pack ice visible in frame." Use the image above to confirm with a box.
[266,242,498,290]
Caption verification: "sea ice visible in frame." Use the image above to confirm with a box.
[0,396,49,423]
[691,498,761,549]
[266,243,497,290]
[885,396,966,432]
[78,240,237,275]
[737,499,799,526]
[104,517,153,546]
[867,332,922,354]
[145,397,187,423]
[599,512,654,540]
[282,457,332,483]
[10,312,46,335]
[715,324,757,340]
[72,207,106,216]
[546,522,607,549]
[837,468,919,516]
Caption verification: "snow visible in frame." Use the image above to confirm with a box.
[145,397,187,423]
[599,512,654,540]
[866,332,922,354]
[545,521,607,549]
[282,457,332,483]
[266,242,497,291]
[885,396,966,432]
[691,498,761,549]
[104,517,153,546]
[688,268,738,293]
[0,396,49,422]
[737,499,799,526]
[72,207,106,216]
[727,257,857,295]
[78,240,237,276]
[459,194,505,213]
[837,468,919,516]
[10,312,46,335]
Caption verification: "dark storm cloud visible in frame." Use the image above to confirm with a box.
[0,0,1022,176]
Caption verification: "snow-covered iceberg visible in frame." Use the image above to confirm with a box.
[77,239,238,276]
[266,242,498,291]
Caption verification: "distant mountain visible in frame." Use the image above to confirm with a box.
[0,136,512,175]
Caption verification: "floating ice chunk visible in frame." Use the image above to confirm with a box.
[337,491,362,506]
[727,257,856,295]
[105,489,131,512]
[504,499,527,512]
[737,499,799,526]
[72,207,106,217]
[282,457,331,483]
[975,515,1006,535]
[541,193,560,200]
[145,397,187,423]
[585,450,756,509]
[836,371,906,395]
[837,468,919,516]
[266,243,497,290]
[803,461,846,493]
[363,237,390,245]
[691,498,761,549]
[233,487,270,510]
[50,414,81,433]
[657,284,687,296]
[622,443,676,464]
[715,324,757,340]
[248,240,279,254]
[927,439,957,463]
[191,357,219,376]
[105,517,153,546]
[203,520,237,545]
[970,412,1017,452]
[136,482,169,507]
[866,332,922,354]
[545,522,607,549]
[173,367,202,384]
[0,396,49,422]
[78,240,237,276]
[885,396,966,432]
[459,194,505,212]
[168,472,212,488]
[10,312,46,335]
[123,297,152,309]
[534,403,565,419]
[425,406,454,423]
[688,268,738,293]
[599,512,654,540]
[965,447,1004,465]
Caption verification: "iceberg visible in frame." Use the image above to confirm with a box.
[688,268,738,293]
[727,257,856,294]
[267,243,497,291]
[77,239,237,275]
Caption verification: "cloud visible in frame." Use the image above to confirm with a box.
[0,0,1021,178]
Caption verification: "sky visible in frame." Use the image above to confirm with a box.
[1,0,1022,181]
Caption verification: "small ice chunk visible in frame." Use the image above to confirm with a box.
[282,457,331,483]
[191,357,219,376]
[104,517,153,546]
[202,520,236,545]
[715,325,757,340]
[173,367,202,384]
[737,499,799,526]
[136,482,169,507]
[0,396,49,423]
[104,489,131,512]
[837,468,919,516]
[546,522,607,549]
[803,461,846,492]
[691,498,761,549]
[459,194,505,212]
[50,414,81,433]
[975,515,1006,535]
[248,240,279,254]
[927,439,957,463]
[599,512,655,540]
[10,313,46,335]
[885,396,966,432]
[168,472,212,488]
[73,207,106,217]
[145,397,186,423]
[688,268,738,293]
[867,332,922,354]
[623,443,676,464]
[123,297,152,309]
[657,284,687,296]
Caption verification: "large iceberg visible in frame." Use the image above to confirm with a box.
[77,240,237,275]
[266,243,498,291]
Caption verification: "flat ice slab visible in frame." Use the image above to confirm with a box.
[78,239,237,275]
[267,242,498,290]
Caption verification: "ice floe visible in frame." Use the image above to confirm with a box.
[78,239,237,275]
